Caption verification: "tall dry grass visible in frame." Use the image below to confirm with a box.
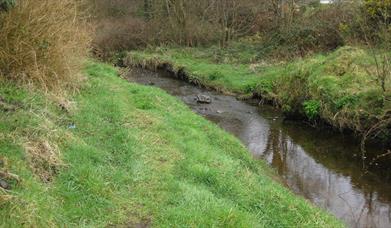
[0,0,91,92]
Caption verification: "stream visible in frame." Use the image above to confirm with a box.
[127,68,391,228]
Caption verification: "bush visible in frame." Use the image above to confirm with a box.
[363,0,391,47]
[260,3,355,58]
[0,0,90,91]
[93,17,146,60]
[364,0,391,24]
[267,22,344,58]
[90,0,148,59]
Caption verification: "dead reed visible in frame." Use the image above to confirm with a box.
[0,0,91,92]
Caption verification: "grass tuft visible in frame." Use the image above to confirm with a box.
[0,0,90,92]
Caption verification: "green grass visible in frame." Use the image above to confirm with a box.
[0,62,342,227]
[127,45,391,135]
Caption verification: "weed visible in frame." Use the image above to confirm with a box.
[303,100,321,120]
[335,95,359,109]
[208,71,223,81]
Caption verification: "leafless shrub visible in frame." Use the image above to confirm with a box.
[93,17,147,59]
[359,0,391,154]
[90,0,264,55]
[366,52,391,93]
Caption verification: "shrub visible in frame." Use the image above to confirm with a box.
[364,0,391,24]
[0,0,90,91]
[364,0,391,47]
[90,0,148,60]
[260,2,355,59]
[93,17,146,60]
[90,0,264,56]
[345,0,391,47]
[269,22,344,58]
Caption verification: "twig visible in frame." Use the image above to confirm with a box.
[369,150,391,167]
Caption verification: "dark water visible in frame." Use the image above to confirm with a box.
[127,69,391,228]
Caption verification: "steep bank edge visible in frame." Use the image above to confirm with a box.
[0,62,342,227]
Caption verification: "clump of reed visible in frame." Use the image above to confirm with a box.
[0,0,91,92]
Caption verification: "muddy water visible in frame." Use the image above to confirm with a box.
[127,69,391,228]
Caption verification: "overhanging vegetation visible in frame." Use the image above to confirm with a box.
[127,44,391,139]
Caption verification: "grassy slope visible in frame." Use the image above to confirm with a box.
[0,62,341,227]
[127,45,391,135]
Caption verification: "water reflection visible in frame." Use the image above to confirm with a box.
[128,68,391,228]
[258,118,391,228]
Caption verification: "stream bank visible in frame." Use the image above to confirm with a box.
[1,62,341,227]
[127,67,391,228]
[126,46,391,145]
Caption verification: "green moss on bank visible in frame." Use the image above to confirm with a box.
[0,62,341,227]
[127,45,391,135]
